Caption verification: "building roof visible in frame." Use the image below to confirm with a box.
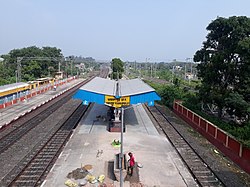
[79,77,155,97]
[0,82,29,93]
[79,77,116,96]
[119,79,154,96]
[74,77,160,107]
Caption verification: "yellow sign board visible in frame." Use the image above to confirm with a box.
[105,95,130,108]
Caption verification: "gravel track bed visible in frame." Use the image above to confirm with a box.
[0,71,112,185]
[155,104,250,187]
[146,105,223,186]
[0,85,80,139]
[0,99,81,181]
[0,95,77,154]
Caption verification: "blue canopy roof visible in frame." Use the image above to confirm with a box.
[73,77,161,107]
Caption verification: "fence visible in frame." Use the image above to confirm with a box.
[173,101,250,174]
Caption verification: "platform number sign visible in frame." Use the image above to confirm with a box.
[105,95,130,108]
[83,100,89,105]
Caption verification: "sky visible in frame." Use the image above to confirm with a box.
[1,0,250,62]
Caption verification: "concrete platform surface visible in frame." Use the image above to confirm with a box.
[0,78,84,128]
[44,104,197,187]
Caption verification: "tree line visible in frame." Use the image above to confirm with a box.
[194,16,250,125]
[146,16,250,146]
[0,46,63,85]
[0,46,97,85]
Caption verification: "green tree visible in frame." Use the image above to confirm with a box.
[111,58,124,79]
[194,16,250,121]
[40,47,63,76]
[0,46,63,83]
[158,69,172,81]
[159,85,184,107]
[225,92,250,123]
[22,60,42,80]
[0,60,12,85]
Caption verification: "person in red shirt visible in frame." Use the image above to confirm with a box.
[128,152,135,176]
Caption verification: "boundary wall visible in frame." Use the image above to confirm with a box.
[173,101,250,174]
[0,77,76,109]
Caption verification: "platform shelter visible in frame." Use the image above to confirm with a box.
[73,77,160,108]
[73,77,160,134]
[73,77,161,184]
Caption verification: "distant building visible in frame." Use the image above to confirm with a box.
[75,63,85,70]
[174,66,182,71]
[55,71,64,79]
[185,73,194,80]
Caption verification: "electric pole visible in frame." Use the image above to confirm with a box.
[154,63,157,78]
[151,63,153,78]
[17,57,22,82]
[58,60,61,72]
[71,60,73,76]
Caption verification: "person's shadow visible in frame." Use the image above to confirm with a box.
[125,162,140,183]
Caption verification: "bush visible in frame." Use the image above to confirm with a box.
[182,93,201,110]
[159,85,185,108]
[185,106,250,148]
[146,79,250,148]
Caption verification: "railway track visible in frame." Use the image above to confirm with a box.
[0,69,109,186]
[0,88,90,186]
[0,71,108,186]
[1,104,89,187]
[146,104,225,187]
[0,78,91,154]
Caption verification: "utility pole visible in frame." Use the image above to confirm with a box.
[71,60,73,76]
[151,63,153,78]
[145,58,150,77]
[190,60,192,76]
[154,63,157,78]
[112,62,113,80]
[139,63,141,78]
[172,66,174,83]
[58,60,61,72]
[17,57,22,82]
[184,64,186,79]
[66,60,68,77]
[15,70,18,83]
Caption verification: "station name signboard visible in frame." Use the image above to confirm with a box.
[105,95,130,108]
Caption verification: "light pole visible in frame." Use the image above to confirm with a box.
[120,107,124,187]
[17,57,23,82]
[15,70,18,83]
[119,104,140,187]
[58,60,61,72]
[71,59,73,76]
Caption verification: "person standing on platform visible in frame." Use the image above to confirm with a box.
[128,152,135,176]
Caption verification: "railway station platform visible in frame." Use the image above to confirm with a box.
[0,78,84,129]
[44,103,198,187]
